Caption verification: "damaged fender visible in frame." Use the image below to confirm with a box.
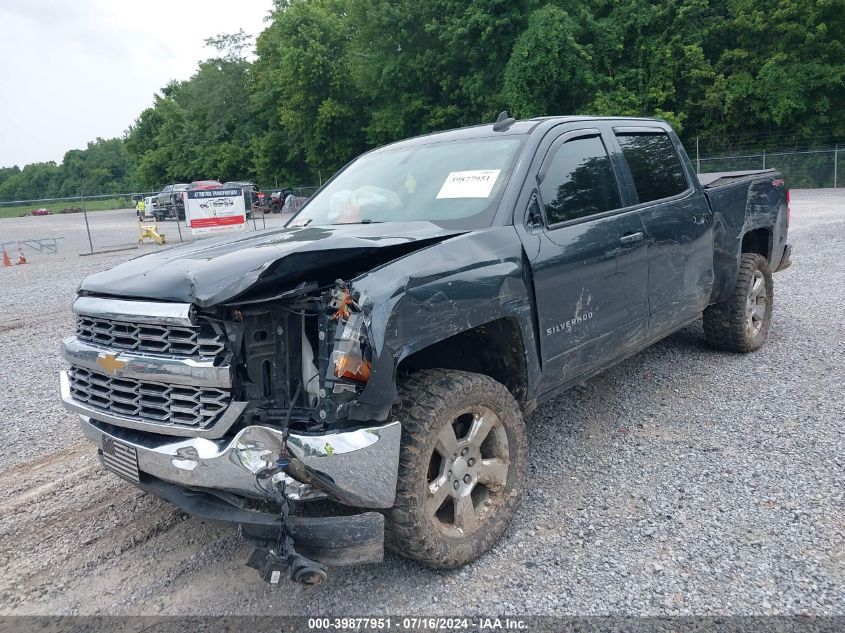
[345,226,541,421]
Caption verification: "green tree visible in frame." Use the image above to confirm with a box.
[5,0,844,202]
[124,33,257,188]
[503,5,592,118]
[251,0,365,183]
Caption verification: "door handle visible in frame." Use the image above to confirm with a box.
[619,231,644,245]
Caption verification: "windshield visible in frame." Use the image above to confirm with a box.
[289,137,524,229]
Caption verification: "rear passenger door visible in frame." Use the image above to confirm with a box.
[523,129,650,390]
[612,127,714,335]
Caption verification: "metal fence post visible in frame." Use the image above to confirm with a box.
[696,136,700,174]
[762,149,766,169]
[251,189,258,231]
[835,145,839,189]
[80,188,94,255]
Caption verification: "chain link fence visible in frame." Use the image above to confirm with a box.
[0,183,319,258]
[691,144,842,189]
[697,148,841,189]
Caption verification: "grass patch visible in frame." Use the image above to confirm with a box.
[0,197,132,219]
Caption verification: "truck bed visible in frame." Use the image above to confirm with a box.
[697,168,778,189]
[700,167,788,303]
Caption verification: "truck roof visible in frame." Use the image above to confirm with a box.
[373,115,670,154]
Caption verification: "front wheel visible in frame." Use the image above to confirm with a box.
[703,252,774,352]
[386,369,527,568]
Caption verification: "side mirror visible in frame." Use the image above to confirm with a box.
[525,194,544,231]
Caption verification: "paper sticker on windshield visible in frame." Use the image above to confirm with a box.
[436,170,501,199]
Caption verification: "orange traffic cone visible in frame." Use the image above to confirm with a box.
[16,245,27,265]
[1,250,11,268]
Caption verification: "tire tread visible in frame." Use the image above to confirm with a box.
[703,252,773,353]
[386,369,526,568]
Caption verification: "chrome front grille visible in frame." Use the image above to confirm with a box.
[76,315,225,358]
[68,366,230,428]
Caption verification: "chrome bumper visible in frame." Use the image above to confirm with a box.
[77,414,401,508]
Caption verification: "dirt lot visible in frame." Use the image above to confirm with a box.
[0,191,842,616]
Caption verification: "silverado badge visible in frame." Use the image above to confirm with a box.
[96,353,127,375]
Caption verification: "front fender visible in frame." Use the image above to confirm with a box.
[345,227,538,420]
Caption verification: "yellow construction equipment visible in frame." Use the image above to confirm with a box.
[138,220,166,245]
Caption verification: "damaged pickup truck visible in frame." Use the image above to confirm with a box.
[60,115,792,585]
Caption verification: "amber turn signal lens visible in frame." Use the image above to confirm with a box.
[334,355,372,382]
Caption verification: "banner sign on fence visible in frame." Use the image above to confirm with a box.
[185,188,246,236]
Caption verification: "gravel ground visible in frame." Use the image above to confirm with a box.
[0,190,842,616]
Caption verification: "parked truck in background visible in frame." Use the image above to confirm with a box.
[222,181,258,218]
[60,115,791,585]
[154,184,189,218]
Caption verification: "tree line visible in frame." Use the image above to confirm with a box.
[2,0,843,201]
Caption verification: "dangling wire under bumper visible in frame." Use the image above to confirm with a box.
[131,474,385,584]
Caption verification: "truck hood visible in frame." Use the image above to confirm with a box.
[79,222,466,306]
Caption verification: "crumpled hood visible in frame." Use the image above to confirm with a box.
[79,222,465,306]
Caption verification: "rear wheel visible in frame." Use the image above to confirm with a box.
[703,252,773,352]
[386,369,526,568]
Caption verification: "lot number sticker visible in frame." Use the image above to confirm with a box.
[436,170,501,199]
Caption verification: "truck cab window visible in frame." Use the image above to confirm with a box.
[539,135,621,225]
[616,132,688,203]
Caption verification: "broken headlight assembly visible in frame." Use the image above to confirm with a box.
[329,284,372,384]
[332,311,372,382]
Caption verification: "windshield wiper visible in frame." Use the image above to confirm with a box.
[331,219,382,225]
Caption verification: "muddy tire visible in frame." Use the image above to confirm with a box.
[386,369,527,568]
[703,252,773,352]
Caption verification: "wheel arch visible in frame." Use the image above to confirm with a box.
[741,226,773,261]
[397,317,529,408]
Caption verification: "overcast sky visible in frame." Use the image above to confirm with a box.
[0,0,272,168]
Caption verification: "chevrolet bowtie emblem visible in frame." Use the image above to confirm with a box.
[96,353,127,375]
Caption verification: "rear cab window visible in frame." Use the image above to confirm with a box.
[614,131,689,203]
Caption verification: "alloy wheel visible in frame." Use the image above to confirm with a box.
[425,406,510,536]
[746,270,767,336]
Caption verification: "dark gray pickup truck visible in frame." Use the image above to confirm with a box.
[60,115,791,585]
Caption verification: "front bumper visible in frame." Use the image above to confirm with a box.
[73,409,401,509]
[69,401,399,569]
[62,368,400,508]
